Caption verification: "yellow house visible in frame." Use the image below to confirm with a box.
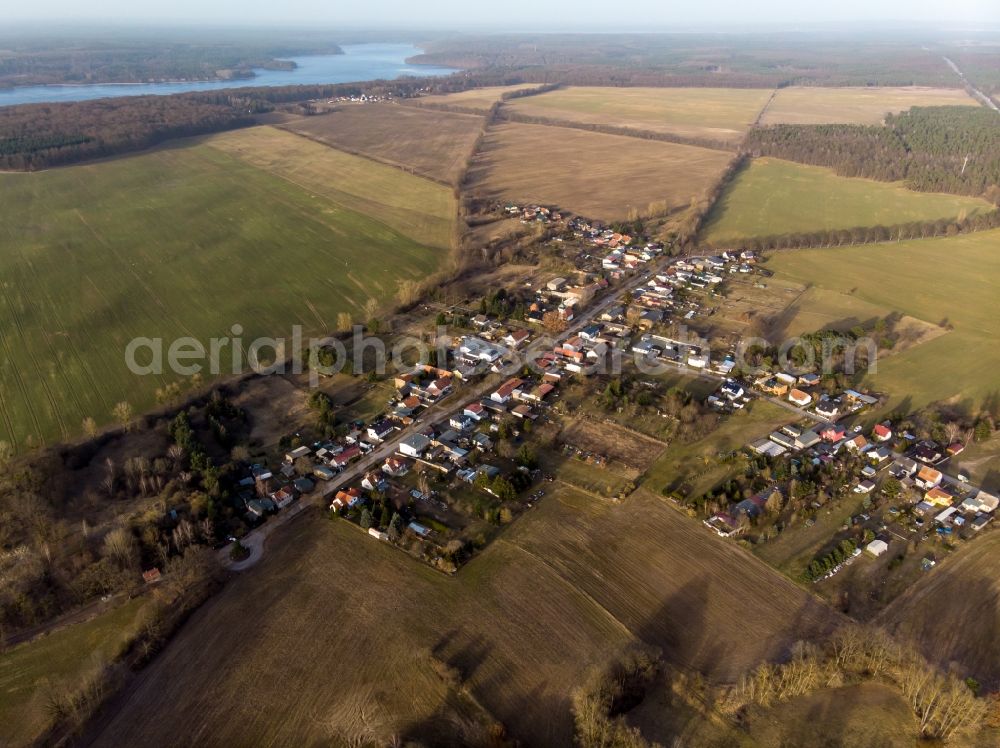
[924,486,953,507]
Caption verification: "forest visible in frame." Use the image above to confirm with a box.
[0,73,507,169]
[0,96,258,170]
[0,29,344,87]
[745,107,1000,201]
[410,32,967,88]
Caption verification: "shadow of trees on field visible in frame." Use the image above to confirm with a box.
[421,626,576,745]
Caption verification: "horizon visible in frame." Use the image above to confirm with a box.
[4,0,1000,32]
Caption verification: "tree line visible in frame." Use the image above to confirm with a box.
[493,108,734,152]
[703,206,1000,252]
[0,95,258,170]
[0,69,576,171]
[410,34,963,89]
[745,106,1000,202]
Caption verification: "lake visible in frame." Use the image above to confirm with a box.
[0,43,458,107]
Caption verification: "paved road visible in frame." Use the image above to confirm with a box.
[939,469,988,498]
[943,56,999,112]
[219,496,314,571]
[319,260,675,494]
[3,590,134,647]
[219,257,834,570]
[218,260,675,570]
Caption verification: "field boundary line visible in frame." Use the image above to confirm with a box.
[204,141,453,250]
[641,488,845,606]
[750,88,779,127]
[493,110,736,153]
[274,125,459,189]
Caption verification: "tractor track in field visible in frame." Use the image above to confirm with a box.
[0,290,47,443]
[18,248,98,429]
[0,282,69,439]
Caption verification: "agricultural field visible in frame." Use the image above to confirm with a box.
[280,104,485,185]
[701,157,992,244]
[468,122,732,221]
[762,85,978,125]
[88,486,832,746]
[0,127,452,450]
[877,533,1000,688]
[0,597,150,747]
[765,229,1000,417]
[630,681,920,748]
[410,84,543,111]
[205,126,456,248]
[507,85,773,144]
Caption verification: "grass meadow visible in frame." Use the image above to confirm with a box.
[762,85,978,125]
[765,229,1000,416]
[410,84,543,111]
[0,127,452,450]
[643,398,792,498]
[469,122,732,221]
[702,157,991,244]
[507,86,774,144]
[0,598,149,746]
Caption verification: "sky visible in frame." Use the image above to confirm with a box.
[5,0,1000,28]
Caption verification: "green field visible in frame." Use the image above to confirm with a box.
[0,598,149,746]
[0,127,452,450]
[411,84,544,112]
[702,157,991,244]
[766,230,1000,415]
[507,86,773,144]
[643,399,792,498]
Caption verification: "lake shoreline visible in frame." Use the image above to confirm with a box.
[0,43,457,107]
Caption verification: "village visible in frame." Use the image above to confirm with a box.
[215,201,994,587]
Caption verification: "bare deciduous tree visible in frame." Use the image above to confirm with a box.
[81,417,98,438]
[111,401,134,431]
[102,458,116,498]
[102,527,137,569]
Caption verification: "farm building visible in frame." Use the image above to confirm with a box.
[866,539,889,557]
[285,445,311,463]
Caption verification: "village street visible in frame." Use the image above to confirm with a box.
[218,258,674,570]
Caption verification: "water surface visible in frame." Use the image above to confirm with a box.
[0,43,458,106]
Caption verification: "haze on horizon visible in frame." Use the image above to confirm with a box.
[5,0,1000,30]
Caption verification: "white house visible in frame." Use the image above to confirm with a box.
[399,433,432,458]
[788,389,812,408]
[961,491,999,514]
[915,465,943,490]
